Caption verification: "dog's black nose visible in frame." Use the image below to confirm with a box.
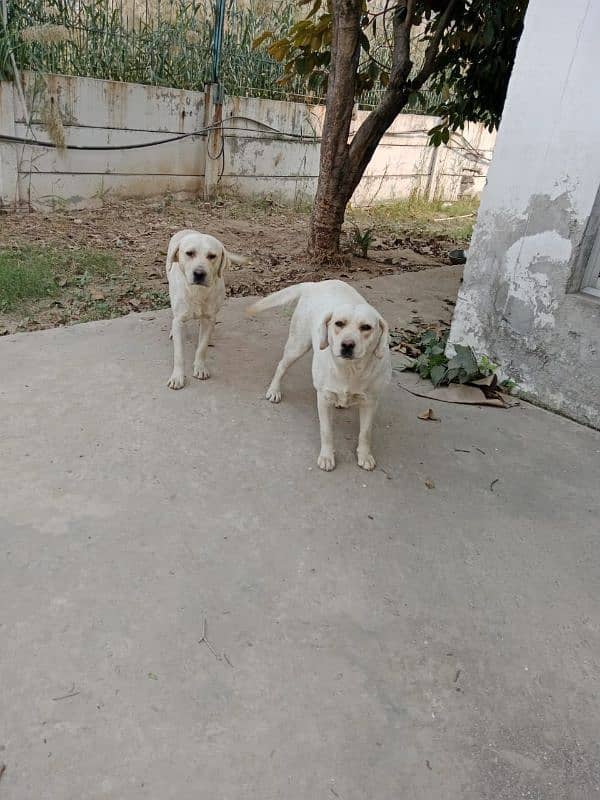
[193,269,207,284]
[341,340,355,358]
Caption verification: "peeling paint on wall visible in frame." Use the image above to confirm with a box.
[449,0,600,429]
[498,231,572,333]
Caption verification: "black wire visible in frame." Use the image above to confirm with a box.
[1,125,210,151]
[0,113,322,150]
[0,117,490,162]
[0,125,320,150]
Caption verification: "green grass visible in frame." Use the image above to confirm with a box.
[349,195,479,243]
[0,246,119,311]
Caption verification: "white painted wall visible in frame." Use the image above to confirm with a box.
[450,0,600,429]
[0,72,494,209]
[7,73,207,207]
[220,95,494,205]
[0,82,18,206]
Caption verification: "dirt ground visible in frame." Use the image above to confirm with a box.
[0,195,470,334]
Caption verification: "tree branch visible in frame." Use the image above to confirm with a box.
[410,0,457,92]
[389,0,415,87]
[367,2,401,21]
[344,0,415,191]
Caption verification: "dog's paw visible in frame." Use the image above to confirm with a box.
[317,451,336,471]
[193,363,210,380]
[357,450,376,471]
[266,387,282,403]
[168,371,185,390]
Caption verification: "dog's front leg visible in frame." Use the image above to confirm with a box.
[168,318,186,389]
[317,391,335,471]
[357,397,378,470]
[193,316,214,380]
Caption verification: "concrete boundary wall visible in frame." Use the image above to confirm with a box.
[0,72,495,209]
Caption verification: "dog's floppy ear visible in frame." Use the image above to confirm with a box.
[217,248,226,278]
[166,232,184,274]
[220,249,248,278]
[166,245,180,274]
[375,315,389,359]
[319,312,333,350]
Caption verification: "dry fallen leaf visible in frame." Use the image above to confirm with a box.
[424,479,435,489]
[418,408,439,421]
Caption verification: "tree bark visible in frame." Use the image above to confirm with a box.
[307,0,362,258]
[307,0,452,263]
[308,3,417,261]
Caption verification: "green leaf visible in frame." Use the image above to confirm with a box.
[453,344,478,376]
[430,365,447,386]
[427,354,446,369]
[295,55,310,75]
[252,31,273,50]
[267,40,291,62]
[420,330,438,347]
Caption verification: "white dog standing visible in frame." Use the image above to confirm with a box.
[165,229,246,389]
[248,280,391,471]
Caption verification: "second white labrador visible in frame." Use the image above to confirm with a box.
[248,280,391,471]
[166,229,246,389]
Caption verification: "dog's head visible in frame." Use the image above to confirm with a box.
[169,231,246,288]
[319,303,389,362]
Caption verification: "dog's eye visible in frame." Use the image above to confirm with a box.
[360,324,372,332]
[185,249,196,257]
[335,320,345,328]
[206,252,217,260]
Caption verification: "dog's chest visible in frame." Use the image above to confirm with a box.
[186,281,225,318]
[324,389,365,408]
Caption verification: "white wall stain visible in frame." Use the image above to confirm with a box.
[503,231,572,329]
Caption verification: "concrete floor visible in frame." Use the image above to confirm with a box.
[1,270,599,800]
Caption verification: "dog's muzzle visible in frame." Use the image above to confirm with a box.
[340,341,355,359]
[192,269,207,285]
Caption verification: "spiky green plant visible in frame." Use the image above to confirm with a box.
[1,0,438,108]
[0,0,301,97]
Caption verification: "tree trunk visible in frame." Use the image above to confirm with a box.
[307,0,362,259]
[309,87,412,260]
[308,2,416,263]
[346,85,411,197]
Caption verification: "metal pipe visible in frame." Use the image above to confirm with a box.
[211,0,226,86]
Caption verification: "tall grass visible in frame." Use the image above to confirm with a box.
[1,0,438,110]
[1,0,301,96]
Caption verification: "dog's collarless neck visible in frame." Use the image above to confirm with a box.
[327,349,372,377]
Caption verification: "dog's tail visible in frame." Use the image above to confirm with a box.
[246,282,310,316]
